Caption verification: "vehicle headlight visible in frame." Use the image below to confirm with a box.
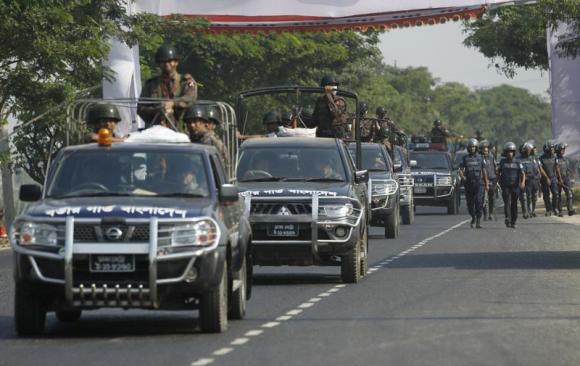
[171,220,218,247]
[13,222,60,246]
[319,203,354,218]
[436,176,452,186]
[373,179,398,196]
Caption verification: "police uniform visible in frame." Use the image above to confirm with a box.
[519,154,540,217]
[482,153,498,219]
[539,153,559,215]
[138,72,197,127]
[460,153,486,223]
[499,158,524,226]
[556,154,574,215]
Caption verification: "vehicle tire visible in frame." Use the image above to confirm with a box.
[56,310,82,323]
[229,255,247,320]
[199,263,228,333]
[385,206,400,239]
[359,228,369,276]
[447,193,459,215]
[341,237,361,284]
[401,202,414,225]
[14,283,46,336]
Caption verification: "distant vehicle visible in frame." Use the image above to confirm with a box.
[237,137,369,283]
[12,140,252,335]
[348,143,401,238]
[392,145,415,224]
[409,150,461,214]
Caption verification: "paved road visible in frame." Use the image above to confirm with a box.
[1,204,579,366]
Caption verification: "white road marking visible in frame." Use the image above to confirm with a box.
[231,338,250,346]
[191,358,214,366]
[245,329,264,337]
[189,218,469,366]
[286,309,303,315]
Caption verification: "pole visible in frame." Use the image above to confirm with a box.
[0,124,15,228]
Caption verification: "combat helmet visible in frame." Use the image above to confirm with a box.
[87,103,121,126]
[320,75,339,87]
[155,44,180,63]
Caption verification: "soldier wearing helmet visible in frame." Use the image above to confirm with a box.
[518,142,542,218]
[311,75,347,138]
[86,103,125,143]
[479,140,498,221]
[184,103,227,162]
[555,143,575,216]
[498,142,525,228]
[459,138,488,228]
[281,111,293,128]
[138,44,197,128]
[262,111,282,137]
[539,141,559,216]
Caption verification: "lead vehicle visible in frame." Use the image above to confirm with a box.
[12,141,252,335]
[237,138,369,283]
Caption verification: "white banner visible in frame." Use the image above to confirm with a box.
[548,22,580,159]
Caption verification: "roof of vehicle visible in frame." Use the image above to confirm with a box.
[61,142,217,154]
[240,137,340,149]
[347,142,382,150]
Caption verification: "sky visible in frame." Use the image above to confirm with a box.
[378,21,550,98]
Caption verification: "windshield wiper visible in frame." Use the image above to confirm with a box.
[305,178,345,182]
[157,193,206,198]
[241,177,286,182]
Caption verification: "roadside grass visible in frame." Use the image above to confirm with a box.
[575,187,580,206]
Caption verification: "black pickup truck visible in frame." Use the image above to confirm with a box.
[236,137,369,283]
[11,142,252,335]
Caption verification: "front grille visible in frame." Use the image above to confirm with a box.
[251,202,312,215]
[73,224,150,242]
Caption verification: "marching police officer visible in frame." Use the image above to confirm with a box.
[480,140,498,221]
[498,142,525,228]
[86,103,125,142]
[459,138,489,228]
[555,143,575,216]
[539,141,559,216]
[138,44,197,128]
[519,142,541,218]
[184,103,228,162]
[311,75,347,138]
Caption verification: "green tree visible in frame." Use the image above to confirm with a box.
[463,0,580,77]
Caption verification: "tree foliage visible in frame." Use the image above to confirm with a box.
[463,0,580,77]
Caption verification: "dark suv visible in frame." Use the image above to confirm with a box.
[409,150,461,214]
[348,143,400,238]
[12,142,252,335]
[236,137,369,283]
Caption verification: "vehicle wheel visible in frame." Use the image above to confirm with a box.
[447,193,459,215]
[14,283,46,336]
[341,236,361,283]
[229,255,247,320]
[401,202,414,225]
[385,206,400,239]
[359,228,369,276]
[199,263,228,333]
[56,310,82,323]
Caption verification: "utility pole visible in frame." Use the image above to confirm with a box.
[0,124,15,229]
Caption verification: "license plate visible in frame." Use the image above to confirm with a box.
[90,255,135,273]
[267,224,299,237]
[414,187,427,194]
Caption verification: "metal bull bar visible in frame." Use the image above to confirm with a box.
[12,216,221,309]
[414,173,454,199]
[242,192,364,261]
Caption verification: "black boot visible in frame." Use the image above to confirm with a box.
[476,217,482,229]
[470,216,475,228]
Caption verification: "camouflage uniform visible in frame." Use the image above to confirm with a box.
[190,130,228,163]
[138,72,197,128]
[311,93,347,138]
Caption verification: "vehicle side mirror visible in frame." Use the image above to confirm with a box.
[410,160,418,168]
[20,184,42,202]
[355,170,369,184]
[219,184,239,203]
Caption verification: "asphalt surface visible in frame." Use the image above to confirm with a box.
[1,202,580,366]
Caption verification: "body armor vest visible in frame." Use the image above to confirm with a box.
[557,157,569,178]
[540,155,556,178]
[482,155,496,180]
[463,154,483,181]
[500,160,520,187]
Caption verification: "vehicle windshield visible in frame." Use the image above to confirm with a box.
[237,147,347,182]
[348,146,391,172]
[46,149,210,198]
[410,152,451,170]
